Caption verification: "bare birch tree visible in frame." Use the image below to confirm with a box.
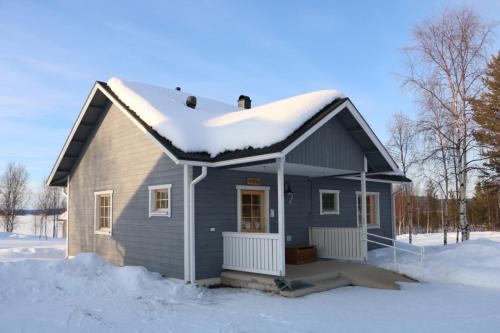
[419,99,455,244]
[402,7,493,241]
[387,112,419,243]
[36,182,64,239]
[0,162,29,232]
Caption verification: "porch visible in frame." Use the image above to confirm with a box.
[220,259,415,297]
[219,155,374,279]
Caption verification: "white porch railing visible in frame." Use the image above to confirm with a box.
[363,232,425,270]
[309,227,365,261]
[222,232,282,276]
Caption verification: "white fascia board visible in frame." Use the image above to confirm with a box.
[47,83,182,187]
[177,152,282,168]
[280,99,400,174]
[339,176,403,184]
[46,83,100,186]
[344,101,401,173]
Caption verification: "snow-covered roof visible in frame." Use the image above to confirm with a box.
[107,77,344,157]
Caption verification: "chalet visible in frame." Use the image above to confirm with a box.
[47,78,413,295]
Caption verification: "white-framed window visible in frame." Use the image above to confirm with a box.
[148,184,172,217]
[320,189,340,215]
[94,190,113,235]
[356,191,380,229]
[236,185,270,233]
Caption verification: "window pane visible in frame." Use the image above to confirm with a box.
[252,194,260,205]
[242,194,251,204]
[322,193,337,211]
[97,194,112,230]
[242,205,251,217]
[241,218,252,231]
[153,189,169,210]
[252,205,261,218]
[368,195,376,224]
[254,218,262,231]
[357,194,377,225]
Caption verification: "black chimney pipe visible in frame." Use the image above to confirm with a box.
[186,96,197,109]
[238,95,251,109]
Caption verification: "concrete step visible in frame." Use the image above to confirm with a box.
[280,277,351,298]
[221,271,279,293]
[285,270,341,285]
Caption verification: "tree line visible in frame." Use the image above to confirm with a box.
[388,7,499,244]
[0,162,65,239]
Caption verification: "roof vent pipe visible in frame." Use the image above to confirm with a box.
[238,95,251,109]
[186,96,197,109]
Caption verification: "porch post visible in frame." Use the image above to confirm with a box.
[277,157,286,276]
[360,155,368,261]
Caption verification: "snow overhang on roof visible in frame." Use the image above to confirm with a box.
[47,78,401,186]
[106,77,346,157]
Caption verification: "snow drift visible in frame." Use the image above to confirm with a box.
[107,77,344,156]
[370,238,500,289]
[0,253,202,302]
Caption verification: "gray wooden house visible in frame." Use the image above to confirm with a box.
[47,79,410,287]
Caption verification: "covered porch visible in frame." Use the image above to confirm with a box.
[220,155,374,278]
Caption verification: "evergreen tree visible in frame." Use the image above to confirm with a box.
[471,51,500,182]
[470,182,488,226]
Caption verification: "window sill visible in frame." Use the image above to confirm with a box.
[367,225,380,229]
[95,229,111,236]
[149,211,171,218]
[320,211,340,215]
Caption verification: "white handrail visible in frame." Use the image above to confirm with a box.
[363,232,425,271]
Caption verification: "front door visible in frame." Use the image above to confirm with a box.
[239,189,267,233]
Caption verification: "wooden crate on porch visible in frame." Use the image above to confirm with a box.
[285,245,317,265]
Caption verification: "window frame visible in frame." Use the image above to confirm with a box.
[148,184,172,218]
[355,191,380,229]
[236,185,270,233]
[319,189,340,215]
[94,190,113,235]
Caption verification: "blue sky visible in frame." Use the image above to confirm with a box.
[0,0,499,191]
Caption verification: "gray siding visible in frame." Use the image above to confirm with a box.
[287,116,365,171]
[68,103,185,279]
[310,177,393,248]
[195,168,393,279]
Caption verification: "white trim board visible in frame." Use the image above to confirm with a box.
[339,176,404,184]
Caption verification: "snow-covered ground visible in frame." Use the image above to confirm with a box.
[0,232,65,262]
[13,214,65,238]
[396,231,500,246]
[0,231,499,332]
[371,232,500,290]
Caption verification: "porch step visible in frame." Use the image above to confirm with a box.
[220,261,416,297]
[221,271,280,293]
[220,270,352,297]
[280,277,351,298]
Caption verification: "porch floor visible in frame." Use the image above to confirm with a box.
[220,260,416,297]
